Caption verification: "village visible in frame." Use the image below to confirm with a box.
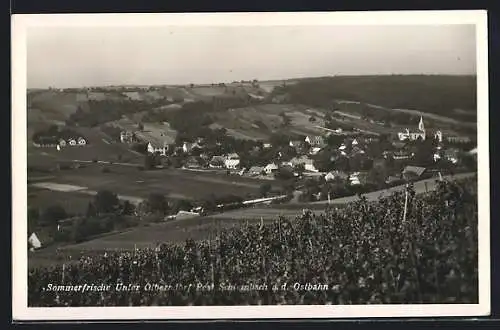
[120,115,476,203]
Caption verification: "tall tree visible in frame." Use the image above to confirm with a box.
[40,205,67,227]
[147,193,169,214]
[94,190,120,214]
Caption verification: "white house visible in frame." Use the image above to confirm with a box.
[182,142,193,153]
[264,163,279,174]
[289,140,302,149]
[28,232,42,250]
[305,135,326,147]
[68,139,77,146]
[263,143,272,149]
[285,156,318,172]
[147,141,168,156]
[325,171,348,182]
[77,137,87,146]
[309,147,322,155]
[349,173,361,185]
[224,153,240,169]
[120,131,134,143]
[434,131,443,143]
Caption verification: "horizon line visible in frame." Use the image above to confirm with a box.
[27,73,477,90]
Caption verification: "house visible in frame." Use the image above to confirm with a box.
[393,150,413,160]
[434,131,443,143]
[28,232,42,250]
[309,147,322,155]
[444,148,460,164]
[77,137,87,146]
[305,135,326,148]
[147,141,168,156]
[385,175,403,185]
[210,156,226,168]
[185,157,201,169]
[397,116,426,141]
[248,166,265,176]
[402,166,426,180]
[287,156,319,172]
[263,143,272,149]
[349,172,361,185]
[350,146,365,156]
[324,170,348,182]
[289,140,303,149]
[120,131,134,143]
[225,153,240,169]
[446,136,472,144]
[58,139,66,147]
[264,163,279,174]
[68,138,77,146]
[468,147,477,161]
[182,142,193,153]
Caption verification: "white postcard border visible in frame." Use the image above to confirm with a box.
[12,10,490,320]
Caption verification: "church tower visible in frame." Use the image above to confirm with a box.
[418,116,425,132]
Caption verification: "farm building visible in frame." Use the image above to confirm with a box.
[263,143,272,149]
[210,156,226,168]
[349,172,368,186]
[446,136,472,144]
[225,153,241,169]
[324,170,348,182]
[247,166,265,176]
[393,150,413,160]
[264,163,279,174]
[120,131,135,143]
[289,140,303,149]
[305,135,326,148]
[286,156,319,173]
[28,232,42,250]
[147,141,169,156]
[402,166,426,180]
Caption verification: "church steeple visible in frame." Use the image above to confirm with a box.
[418,116,425,132]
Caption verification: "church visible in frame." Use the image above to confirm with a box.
[397,116,426,141]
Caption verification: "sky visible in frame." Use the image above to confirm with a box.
[26,24,477,88]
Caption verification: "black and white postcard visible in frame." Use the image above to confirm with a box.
[12,11,490,320]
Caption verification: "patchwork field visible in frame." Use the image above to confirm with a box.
[211,104,328,140]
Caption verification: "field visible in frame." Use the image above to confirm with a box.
[210,103,328,140]
[28,163,272,203]
[333,100,476,130]
[27,187,94,215]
